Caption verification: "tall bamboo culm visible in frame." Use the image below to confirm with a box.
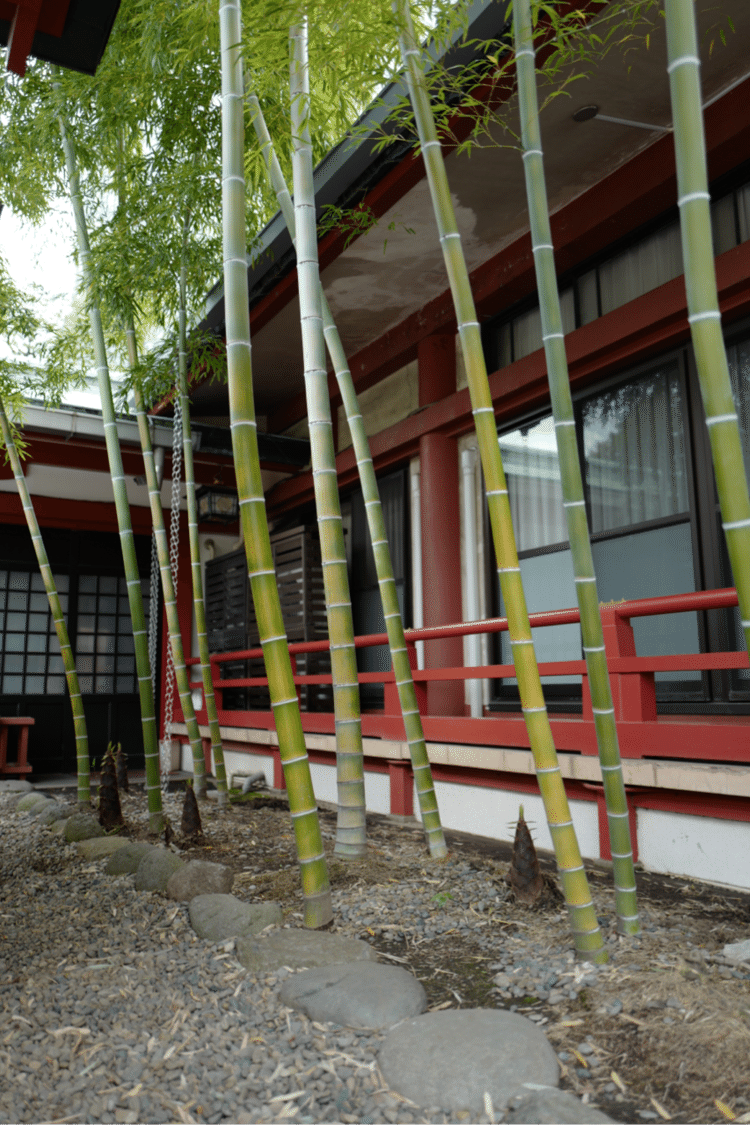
[177,230,228,807]
[289,21,366,859]
[126,322,208,799]
[0,398,90,806]
[219,0,332,926]
[55,94,164,833]
[395,0,605,960]
[513,0,638,935]
[666,0,750,658]
[248,94,447,859]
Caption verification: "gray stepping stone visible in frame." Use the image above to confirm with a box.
[189,895,282,942]
[724,938,750,962]
[135,849,185,892]
[506,1086,616,1124]
[280,961,426,1029]
[236,928,378,973]
[0,779,33,792]
[105,842,155,875]
[16,792,51,813]
[76,837,131,860]
[64,813,106,842]
[378,1009,559,1114]
[167,861,234,902]
[37,803,68,825]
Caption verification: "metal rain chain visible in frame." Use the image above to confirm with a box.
[160,396,183,792]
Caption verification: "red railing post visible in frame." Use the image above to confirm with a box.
[601,605,656,725]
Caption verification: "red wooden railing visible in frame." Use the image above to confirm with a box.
[186,587,750,764]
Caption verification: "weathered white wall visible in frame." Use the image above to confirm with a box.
[337,359,418,452]
[414,779,601,860]
[637,807,750,890]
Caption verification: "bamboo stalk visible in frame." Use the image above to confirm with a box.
[126,319,208,800]
[55,90,164,834]
[248,92,447,859]
[289,19,366,860]
[0,397,90,807]
[219,0,332,926]
[177,230,228,807]
[513,0,638,935]
[666,0,750,659]
[395,0,605,960]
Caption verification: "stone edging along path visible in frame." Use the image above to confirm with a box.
[12,787,617,1124]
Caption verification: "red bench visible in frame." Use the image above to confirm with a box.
[0,717,34,776]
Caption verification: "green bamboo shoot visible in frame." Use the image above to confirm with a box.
[514,0,638,935]
[0,397,90,807]
[219,0,332,926]
[666,0,750,658]
[248,92,447,859]
[395,0,605,960]
[176,217,228,806]
[126,320,208,799]
[289,19,366,859]
[55,90,164,834]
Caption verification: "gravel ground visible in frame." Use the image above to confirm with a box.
[2,785,750,1125]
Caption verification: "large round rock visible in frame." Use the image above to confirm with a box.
[378,1008,559,1114]
[135,849,185,892]
[280,962,426,1029]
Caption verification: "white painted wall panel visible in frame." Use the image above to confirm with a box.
[414,780,600,859]
[637,807,750,890]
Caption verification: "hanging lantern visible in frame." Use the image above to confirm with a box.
[195,485,239,524]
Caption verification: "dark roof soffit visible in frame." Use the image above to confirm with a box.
[203,0,511,333]
[0,0,121,76]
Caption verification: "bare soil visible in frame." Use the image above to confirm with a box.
[132,787,750,1125]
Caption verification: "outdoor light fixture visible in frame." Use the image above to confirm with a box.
[572,103,671,133]
[195,484,239,524]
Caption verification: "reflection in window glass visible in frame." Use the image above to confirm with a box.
[727,339,750,483]
[499,415,567,552]
[583,364,688,534]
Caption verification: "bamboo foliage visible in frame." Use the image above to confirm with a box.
[0,397,90,808]
[289,19,367,860]
[395,0,605,961]
[54,88,164,835]
[126,322,208,800]
[248,92,447,859]
[665,0,750,659]
[177,218,228,807]
[513,0,638,936]
[219,0,332,926]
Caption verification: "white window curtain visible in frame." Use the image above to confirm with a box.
[583,363,689,534]
[599,222,683,316]
[499,414,567,552]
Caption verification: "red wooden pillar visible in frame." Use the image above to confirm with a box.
[418,332,464,714]
[388,759,414,818]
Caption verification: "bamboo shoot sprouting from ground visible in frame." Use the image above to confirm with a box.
[396,0,605,960]
[666,0,750,659]
[513,0,638,935]
[176,218,228,807]
[248,92,447,859]
[289,19,366,859]
[126,319,208,799]
[55,88,164,834]
[0,397,90,808]
[219,0,332,926]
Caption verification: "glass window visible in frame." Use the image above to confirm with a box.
[499,415,567,552]
[498,548,581,686]
[9,571,29,590]
[599,222,683,316]
[583,363,689,534]
[726,338,750,482]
